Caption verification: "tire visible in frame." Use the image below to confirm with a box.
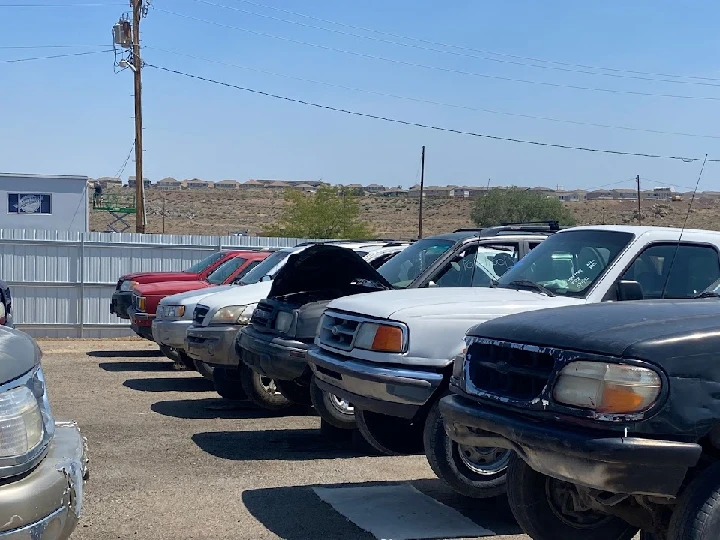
[177,351,196,371]
[506,454,638,540]
[159,344,179,361]
[239,364,293,411]
[667,461,720,539]
[309,376,356,429]
[423,400,509,498]
[194,359,215,381]
[275,380,312,406]
[355,408,424,456]
[212,367,247,401]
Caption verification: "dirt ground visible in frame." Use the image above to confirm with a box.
[43,339,531,540]
[89,188,720,239]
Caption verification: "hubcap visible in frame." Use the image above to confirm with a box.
[327,393,354,416]
[457,445,511,476]
[545,477,613,528]
[259,376,281,396]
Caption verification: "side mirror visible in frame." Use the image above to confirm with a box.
[427,281,437,288]
[617,280,644,301]
[260,275,272,282]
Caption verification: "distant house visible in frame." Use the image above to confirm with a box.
[215,179,239,190]
[644,187,674,200]
[240,179,264,189]
[555,190,586,202]
[156,177,182,190]
[378,188,408,197]
[450,186,488,199]
[294,183,316,193]
[96,176,122,189]
[267,181,290,189]
[408,185,452,198]
[613,188,638,200]
[365,183,387,193]
[529,186,556,196]
[185,179,213,189]
[127,176,151,189]
[586,190,614,200]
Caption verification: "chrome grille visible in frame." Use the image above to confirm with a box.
[193,305,209,325]
[132,293,141,311]
[317,311,362,351]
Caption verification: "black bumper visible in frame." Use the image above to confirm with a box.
[111,291,132,319]
[440,394,702,498]
[238,325,310,381]
[130,320,154,341]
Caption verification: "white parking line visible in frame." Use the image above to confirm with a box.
[314,483,495,540]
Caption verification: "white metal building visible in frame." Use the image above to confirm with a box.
[0,173,89,232]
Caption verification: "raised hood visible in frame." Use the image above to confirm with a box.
[122,271,198,284]
[160,284,236,306]
[0,327,39,384]
[134,280,211,297]
[268,244,393,298]
[200,281,274,311]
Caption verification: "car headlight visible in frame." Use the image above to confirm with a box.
[451,348,466,379]
[354,322,406,353]
[553,361,661,415]
[211,305,249,325]
[120,280,137,292]
[138,297,146,312]
[0,366,55,477]
[164,305,185,319]
[274,311,294,333]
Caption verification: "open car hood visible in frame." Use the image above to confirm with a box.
[268,244,394,298]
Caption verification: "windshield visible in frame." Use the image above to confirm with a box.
[206,257,247,285]
[185,252,226,274]
[425,245,517,288]
[497,230,634,297]
[238,250,291,285]
[377,238,455,288]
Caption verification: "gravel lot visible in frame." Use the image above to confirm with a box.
[40,338,532,540]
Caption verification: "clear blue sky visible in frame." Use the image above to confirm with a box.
[3,0,720,191]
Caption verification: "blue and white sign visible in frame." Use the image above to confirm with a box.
[8,193,52,215]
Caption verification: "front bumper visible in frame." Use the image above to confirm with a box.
[440,394,702,498]
[0,421,89,539]
[184,325,242,367]
[152,318,192,349]
[307,347,446,420]
[128,308,154,341]
[110,291,131,320]
[239,325,310,381]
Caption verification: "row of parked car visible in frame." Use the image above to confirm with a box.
[110,221,720,539]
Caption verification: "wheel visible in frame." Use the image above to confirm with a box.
[423,400,509,498]
[355,408,424,456]
[177,351,196,371]
[159,344,179,361]
[194,359,215,381]
[212,367,247,401]
[506,454,638,540]
[239,364,293,411]
[275,380,312,405]
[667,461,720,539]
[309,376,356,429]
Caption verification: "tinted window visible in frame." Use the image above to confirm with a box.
[621,243,720,299]
[232,260,261,283]
[238,250,291,285]
[497,230,634,298]
[206,257,247,285]
[185,252,226,274]
[427,245,518,288]
[377,238,455,288]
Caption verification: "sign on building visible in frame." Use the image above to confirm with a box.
[8,193,52,215]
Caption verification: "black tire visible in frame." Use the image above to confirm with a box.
[212,367,247,401]
[159,344,179,361]
[177,351,196,371]
[239,364,293,411]
[194,359,215,381]
[506,454,638,540]
[355,408,424,456]
[275,380,312,405]
[423,400,509,498]
[667,462,720,539]
[309,376,356,429]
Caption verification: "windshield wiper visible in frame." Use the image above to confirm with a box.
[694,291,720,299]
[505,280,556,297]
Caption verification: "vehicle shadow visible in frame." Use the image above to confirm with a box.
[88,349,162,358]
[98,361,176,372]
[123,377,215,393]
[193,427,367,461]
[151,397,314,421]
[241,479,522,539]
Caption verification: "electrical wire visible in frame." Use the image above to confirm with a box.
[0,3,124,6]
[191,0,720,89]
[154,8,720,103]
[0,49,114,63]
[0,44,111,49]
[145,63,719,164]
[218,0,720,84]
[115,141,135,179]
[145,46,720,141]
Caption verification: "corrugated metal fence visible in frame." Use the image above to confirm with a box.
[0,229,318,338]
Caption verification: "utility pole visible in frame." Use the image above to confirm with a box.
[132,0,146,233]
[162,195,165,234]
[418,146,425,239]
[636,174,642,224]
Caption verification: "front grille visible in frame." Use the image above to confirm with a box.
[317,311,362,351]
[193,305,209,325]
[250,302,274,329]
[466,340,555,402]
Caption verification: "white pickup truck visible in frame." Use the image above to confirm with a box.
[308,225,720,498]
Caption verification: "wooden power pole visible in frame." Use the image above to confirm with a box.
[636,174,642,224]
[418,146,425,239]
[132,0,146,233]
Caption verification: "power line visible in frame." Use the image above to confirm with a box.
[0,49,113,63]
[0,3,124,6]
[220,0,720,84]
[145,62,719,164]
[115,141,135,179]
[0,44,111,49]
[192,0,720,89]
[154,8,720,103]
[145,46,720,141]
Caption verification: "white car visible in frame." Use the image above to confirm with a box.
[308,225,720,498]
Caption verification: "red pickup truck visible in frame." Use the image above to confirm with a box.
[127,250,270,345]
[111,249,260,320]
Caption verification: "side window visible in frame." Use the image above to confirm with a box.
[478,243,519,281]
[427,243,519,288]
[620,244,720,299]
[431,246,480,288]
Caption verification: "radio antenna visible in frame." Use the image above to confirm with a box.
[660,154,708,298]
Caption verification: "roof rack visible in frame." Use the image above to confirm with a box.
[454,220,561,236]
